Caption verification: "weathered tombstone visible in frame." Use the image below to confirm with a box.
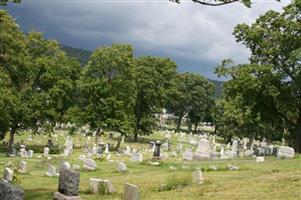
[3,168,13,182]
[123,183,140,200]
[98,143,105,154]
[60,161,71,170]
[104,144,109,154]
[256,156,264,162]
[89,178,116,194]
[277,146,295,159]
[0,181,24,200]
[244,149,254,157]
[183,148,193,161]
[132,152,143,162]
[121,135,125,144]
[44,147,49,156]
[192,170,204,184]
[27,150,33,158]
[118,162,127,172]
[18,160,27,174]
[46,165,59,177]
[83,158,97,171]
[153,141,161,158]
[194,139,210,159]
[231,140,238,156]
[176,143,183,153]
[54,168,81,200]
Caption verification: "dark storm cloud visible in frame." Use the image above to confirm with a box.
[3,0,289,79]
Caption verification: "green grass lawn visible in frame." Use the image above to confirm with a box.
[0,131,300,200]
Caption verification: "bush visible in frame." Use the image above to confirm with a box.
[157,173,191,192]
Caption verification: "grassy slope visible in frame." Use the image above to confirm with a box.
[1,132,300,200]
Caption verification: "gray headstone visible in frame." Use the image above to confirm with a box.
[0,181,24,200]
[153,141,161,157]
[58,168,80,196]
[123,183,140,200]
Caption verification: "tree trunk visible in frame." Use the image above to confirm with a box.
[134,117,140,142]
[292,106,301,153]
[193,122,198,133]
[7,129,15,153]
[176,115,183,133]
[94,127,101,145]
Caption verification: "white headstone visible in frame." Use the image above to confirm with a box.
[46,165,59,177]
[44,147,49,156]
[28,150,33,158]
[183,149,193,161]
[192,170,204,184]
[3,168,13,182]
[194,139,210,159]
[232,140,238,155]
[117,162,127,172]
[19,160,27,173]
[121,135,125,144]
[277,146,295,159]
[256,156,264,162]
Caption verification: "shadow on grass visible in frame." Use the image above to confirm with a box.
[24,188,54,200]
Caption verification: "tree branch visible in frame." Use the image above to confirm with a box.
[191,0,240,6]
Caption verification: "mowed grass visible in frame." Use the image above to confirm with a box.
[0,132,300,200]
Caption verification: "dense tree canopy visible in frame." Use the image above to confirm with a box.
[216,1,301,151]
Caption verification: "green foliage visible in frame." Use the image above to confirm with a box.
[61,45,91,66]
[157,172,191,192]
[166,72,215,132]
[215,2,301,150]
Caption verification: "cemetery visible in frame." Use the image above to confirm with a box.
[0,127,300,200]
[1,0,301,199]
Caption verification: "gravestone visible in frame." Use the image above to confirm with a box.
[44,147,49,156]
[83,158,97,171]
[194,139,210,159]
[132,152,143,162]
[54,168,81,200]
[3,168,13,182]
[0,181,24,200]
[183,149,193,161]
[19,160,27,174]
[118,162,127,172]
[231,140,238,156]
[244,149,254,157]
[121,135,125,144]
[46,165,59,177]
[256,156,264,162]
[192,170,204,184]
[89,178,116,194]
[153,141,161,157]
[277,146,295,159]
[123,183,140,200]
[28,150,33,158]
[176,143,182,153]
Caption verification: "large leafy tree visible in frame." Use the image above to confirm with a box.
[70,44,136,140]
[166,72,215,133]
[134,56,177,140]
[216,1,301,152]
[25,32,81,134]
[0,10,31,150]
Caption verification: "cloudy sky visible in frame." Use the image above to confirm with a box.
[4,0,290,79]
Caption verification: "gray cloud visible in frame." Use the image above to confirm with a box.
[4,0,289,79]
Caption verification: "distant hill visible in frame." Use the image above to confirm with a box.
[61,45,223,97]
[61,45,91,66]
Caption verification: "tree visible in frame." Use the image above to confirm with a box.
[134,56,177,141]
[25,32,81,135]
[0,10,31,151]
[216,1,301,152]
[70,44,136,142]
[166,72,215,133]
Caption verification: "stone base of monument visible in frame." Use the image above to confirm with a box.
[193,152,210,160]
[53,192,82,200]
